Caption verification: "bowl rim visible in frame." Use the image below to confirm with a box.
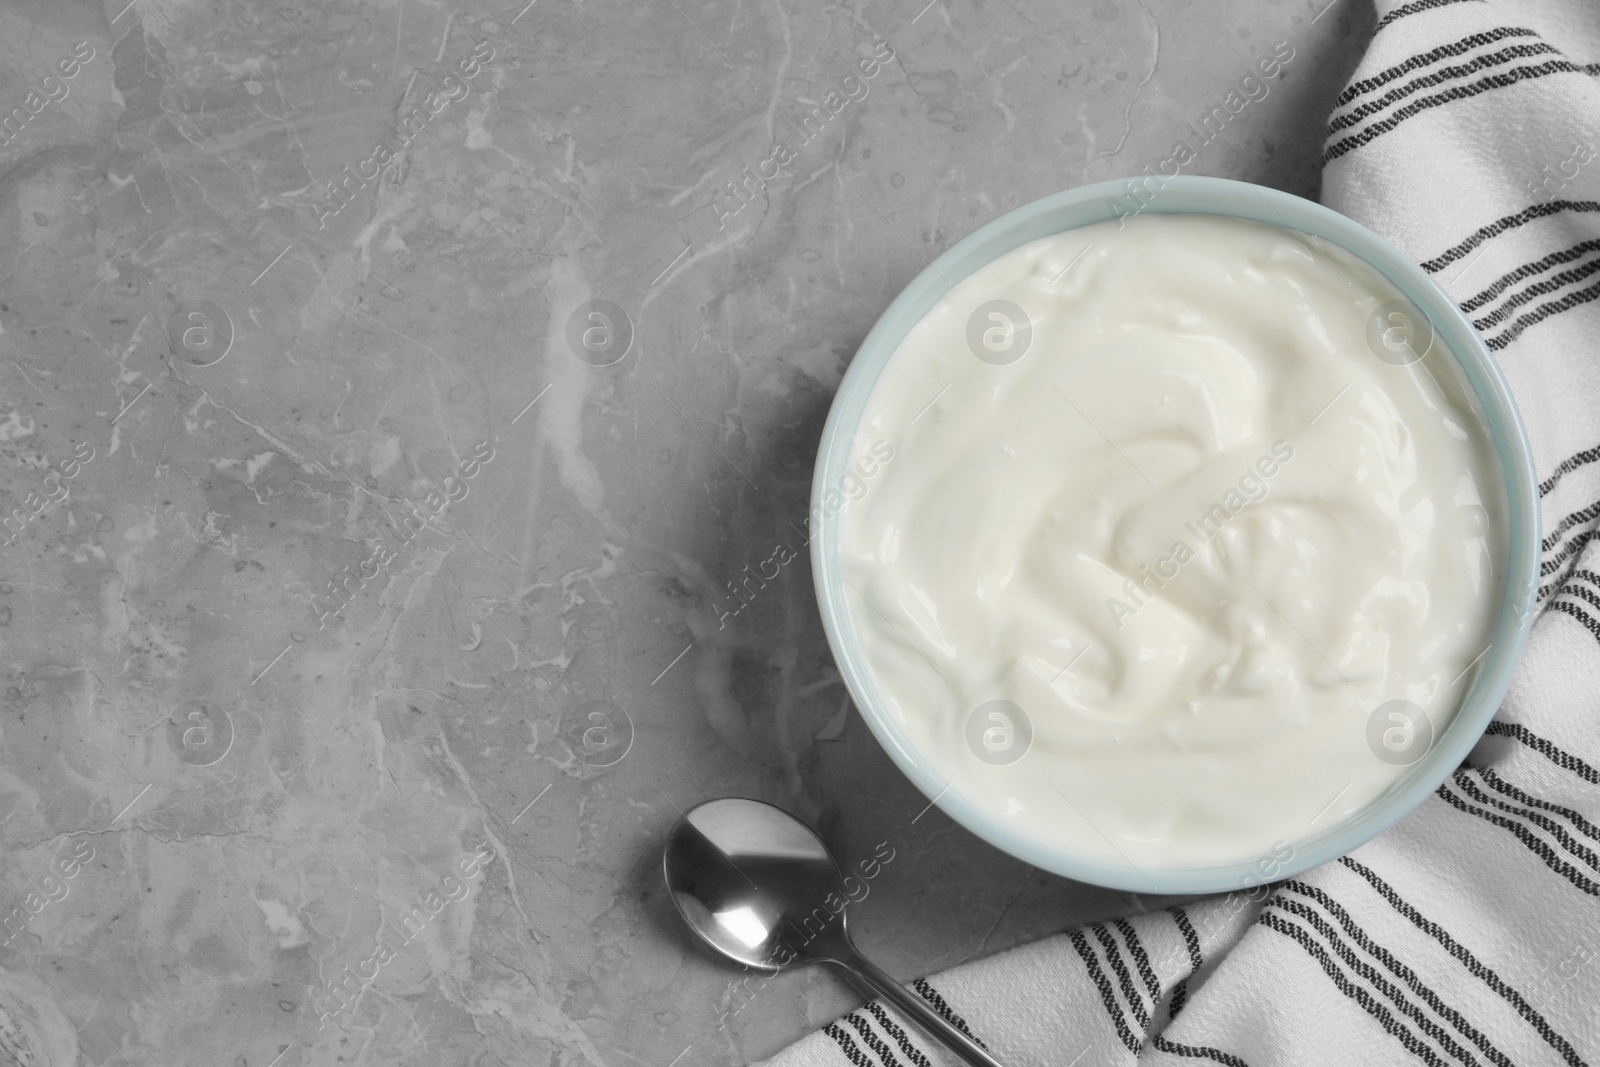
[808,174,1541,894]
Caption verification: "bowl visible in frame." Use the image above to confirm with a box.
[809,175,1540,894]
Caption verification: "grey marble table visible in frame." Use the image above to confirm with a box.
[0,1,1373,1063]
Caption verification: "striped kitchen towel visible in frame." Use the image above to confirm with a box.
[759,0,1600,1064]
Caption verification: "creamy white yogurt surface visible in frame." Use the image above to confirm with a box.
[836,213,1505,869]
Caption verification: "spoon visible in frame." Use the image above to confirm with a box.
[663,797,1009,1067]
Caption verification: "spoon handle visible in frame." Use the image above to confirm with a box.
[830,951,1010,1067]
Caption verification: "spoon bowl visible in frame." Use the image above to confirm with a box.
[663,796,842,970]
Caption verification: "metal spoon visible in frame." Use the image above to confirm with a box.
[663,797,1009,1067]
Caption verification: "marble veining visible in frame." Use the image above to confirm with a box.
[0,0,1371,1063]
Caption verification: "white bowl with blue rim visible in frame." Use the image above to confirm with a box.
[809,175,1540,894]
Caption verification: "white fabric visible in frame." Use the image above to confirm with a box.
[761,1,1600,1063]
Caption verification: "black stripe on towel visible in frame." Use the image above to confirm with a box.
[1543,560,1595,606]
[1549,599,1600,645]
[1539,532,1600,610]
[910,978,988,1049]
[1540,569,1572,603]
[1325,60,1587,162]
[1462,239,1600,313]
[1335,26,1534,110]
[865,1003,932,1067]
[1281,882,1515,1067]
[1540,525,1600,577]
[1552,579,1600,624]
[1093,923,1152,1030]
[1421,200,1600,273]
[1166,907,1205,1019]
[1566,570,1600,613]
[1571,569,1600,596]
[1258,911,1449,1067]
[1486,275,1600,350]
[1069,928,1142,1054]
[1329,40,1559,134]
[1542,442,1600,497]
[1436,778,1600,894]
[1473,765,1600,846]
[1474,252,1600,331]
[1149,1035,1254,1066]
[1338,856,1588,1067]
[1542,501,1600,553]
[1541,442,1600,497]
[1115,919,1163,1005]
[1450,770,1600,871]
[1124,919,1252,1066]
[1267,897,1485,1067]
[844,1012,903,1067]
[1373,0,1485,34]
[825,1022,875,1066]
[1483,722,1600,784]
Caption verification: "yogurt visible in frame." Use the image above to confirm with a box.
[836,213,1505,870]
